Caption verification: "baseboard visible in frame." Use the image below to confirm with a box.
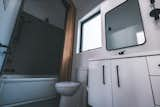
[1,96,56,107]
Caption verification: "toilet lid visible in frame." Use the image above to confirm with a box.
[55,81,80,88]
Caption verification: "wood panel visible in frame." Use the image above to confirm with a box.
[60,0,76,81]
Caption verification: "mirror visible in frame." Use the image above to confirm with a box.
[105,0,146,50]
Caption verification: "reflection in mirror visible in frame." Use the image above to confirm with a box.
[105,0,146,50]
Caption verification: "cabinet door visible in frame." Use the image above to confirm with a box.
[88,60,112,107]
[111,57,154,107]
[150,76,160,106]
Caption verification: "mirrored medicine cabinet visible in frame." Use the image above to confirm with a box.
[105,0,146,50]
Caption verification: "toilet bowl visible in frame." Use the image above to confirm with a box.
[55,81,80,107]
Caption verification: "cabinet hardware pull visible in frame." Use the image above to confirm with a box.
[149,0,160,20]
[102,65,106,85]
[116,65,120,88]
[150,0,155,4]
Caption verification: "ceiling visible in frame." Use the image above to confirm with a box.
[72,0,104,17]
[73,0,104,9]
[23,0,66,29]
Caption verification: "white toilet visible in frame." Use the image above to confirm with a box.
[55,81,80,107]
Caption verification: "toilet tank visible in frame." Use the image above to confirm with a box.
[77,68,88,85]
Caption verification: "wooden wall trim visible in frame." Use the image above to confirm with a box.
[60,0,76,81]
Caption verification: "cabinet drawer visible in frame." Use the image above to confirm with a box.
[150,76,160,106]
[147,56,160,75]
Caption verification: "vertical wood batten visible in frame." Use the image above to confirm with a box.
[60,0,76,81]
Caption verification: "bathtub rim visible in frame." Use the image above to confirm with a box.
[0,74,58,82]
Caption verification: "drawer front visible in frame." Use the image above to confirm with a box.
[150,76,160,106]
[147,56,160,75]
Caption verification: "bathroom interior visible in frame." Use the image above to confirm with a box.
[1,0,160,107]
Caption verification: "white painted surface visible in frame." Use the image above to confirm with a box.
[147,56,160,75]
[23,0,66,29]
[150,76,160,106]
[0,0,22,71]
[88,60,112,107]
[0,75,57,106]
[111,57,154,107]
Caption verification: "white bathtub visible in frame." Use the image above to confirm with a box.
[0,74,58,107]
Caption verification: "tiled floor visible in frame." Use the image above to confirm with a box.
[14,98,59,107]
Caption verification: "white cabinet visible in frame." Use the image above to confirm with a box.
[88,57,154,107]
[111,57,154,107]
[150,76,160,106]
[148,55,160,106]
[88,60,112,107]
[147,56,160,75]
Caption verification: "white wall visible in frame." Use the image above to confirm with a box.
[72,0,104,80]
[23,0,66,29]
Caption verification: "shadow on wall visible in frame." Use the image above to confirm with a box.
[4,12,65,75]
